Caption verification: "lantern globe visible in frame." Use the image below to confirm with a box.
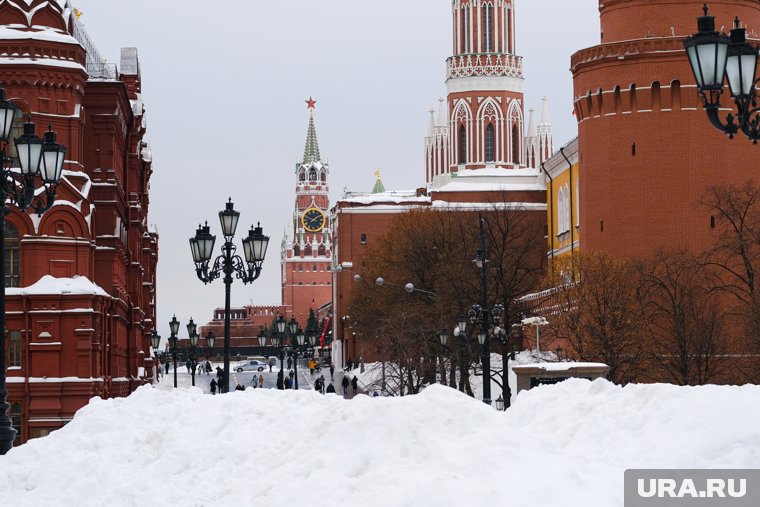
[0,87,17,141]
[219,199,240,237]
[15,121,43,176]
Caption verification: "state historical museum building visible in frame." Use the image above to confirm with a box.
[0,0,158,445]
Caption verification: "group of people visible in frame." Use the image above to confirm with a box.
[345,357,363,373]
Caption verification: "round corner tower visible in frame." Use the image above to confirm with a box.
[572,0,760,258]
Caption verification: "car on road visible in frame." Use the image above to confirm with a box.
[235,360,268,372]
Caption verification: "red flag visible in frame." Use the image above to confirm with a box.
[319,316,331,347]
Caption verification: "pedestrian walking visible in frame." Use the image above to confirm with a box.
[259,373,264,388]
[284,377,291,389]
[314,377,322,393]
[288,369,295,388]
[205,360,212,374]
[341,375,349,396]
[277,370,284,390]
[185,360,191,373]
[319,375,326,394]
[329,364,335,380]
[218,376,224,393]
[210,378,217,395]
[347,358,354,371]
[251,375,258,388]
[287,356,292,370]
[165,361,170,374]
[309,359,315,375]
[351,375,358,396]
[326,382,336,394]
[269,361,272,373]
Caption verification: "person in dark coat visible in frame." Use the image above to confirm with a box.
[351,375,359,395]
[347,358,353,371]
[284,377,291,389]
[329,364,335,380]
[210,378,217,395]
[287,356,292,370]
[165,361,170,374]
[341,375,349,396]
[326,382,336,394]
[277,370,284,390]
[205,360,212,374]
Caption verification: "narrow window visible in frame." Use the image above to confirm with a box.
[511,123,520,164]
[710,216,716,229]
[9,331,21,367]
[632,143,636,157]
[600,220,604,233]
[11,402,22,446]
[614,85,622,114]
[485,123,495,162]
[458,125,467,164]
[4,222,19,288]
[671,80,682,111]
[463,7,470,53]
[483,4,493,53]
[629,84,637,112]
[652,81,661,111]
[360,233,367,245]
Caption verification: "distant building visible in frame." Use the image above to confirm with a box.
[2,0,158,445]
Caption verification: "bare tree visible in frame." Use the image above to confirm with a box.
[638,250,731,385]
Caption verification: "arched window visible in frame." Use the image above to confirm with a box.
[462,7,470,53]
[564,185,571,233]
[652,81,661,111]
[309,169,317,181]
[458,125,467,165]
[511,123,520,164]
[485,123,495,162]
[614,85,622,114]
[299,170,305,182]
[320,171,326,182]
[558,188,565,233]
[5,222,20,288]
[9,331,21,367]
[482,3,493,53]
[671,80,682,111]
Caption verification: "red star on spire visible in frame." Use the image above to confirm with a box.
[306,97,317,110]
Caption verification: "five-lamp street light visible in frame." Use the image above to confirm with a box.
[189,199,269,393]
[0,85,66,455]
[685,5,760,142]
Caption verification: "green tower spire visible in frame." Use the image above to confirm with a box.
[303,97,321,165]
[372,169,385,194]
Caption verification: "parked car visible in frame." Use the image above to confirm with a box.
[236,360,268,372]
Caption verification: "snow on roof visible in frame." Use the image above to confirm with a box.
[338,190,429,205]
[6,275,109,297]
[432,168,545,193]
[0,24,78,44]
[1,380,758,505]
[0,56,85,72]
[511,362,610,372]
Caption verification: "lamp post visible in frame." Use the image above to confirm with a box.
[438,329,449,385]
[150,330,161,383]
[0,87,66,455]
[455,315,468,393]
[169,315,180,388]
[205,331,216,367]
[293,328,305,390]
[258,329,267,355]
[187,318,198,387]
[189,199,269,393]
[473,214,493,406]
[685,6,760,142]
[271,333,283,389]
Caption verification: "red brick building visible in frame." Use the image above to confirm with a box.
[573,0,760,257]
[1,0,158,445]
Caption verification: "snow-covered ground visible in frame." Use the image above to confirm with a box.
[1,379,758,506]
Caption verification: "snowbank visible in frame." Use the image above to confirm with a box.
[1,380,758,507]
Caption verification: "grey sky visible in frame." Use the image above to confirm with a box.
[71,0,600,338]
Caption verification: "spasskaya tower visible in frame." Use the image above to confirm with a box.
[280,99,332,327]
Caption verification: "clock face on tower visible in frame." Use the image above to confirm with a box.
[302,207,326,232]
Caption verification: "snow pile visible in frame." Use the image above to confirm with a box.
[6,275,109,297]
[1,381,759,507]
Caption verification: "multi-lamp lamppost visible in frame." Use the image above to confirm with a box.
[0,85,66,455]
[189,199,269,393]
[685,4,760,142]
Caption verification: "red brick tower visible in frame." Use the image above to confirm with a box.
[281,99,332,328]
[573,0,760,258]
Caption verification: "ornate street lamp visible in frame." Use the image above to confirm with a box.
[169,315,180,388]
[271,332,284,388]
[258,330,267,350]
[187,318,198,387]
[495,395,505,411]
[205,331,216,358]
[292,328,305,390]
[685,6,760,141]
[189,199,269,393]
[0,87,65,454]
[150,330,161,383]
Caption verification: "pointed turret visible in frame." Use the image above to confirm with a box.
[538,96,553,163]
[372,170,386,194]
[436,97,447,127]
[303,97,321,165]
[427,109,435,137]
[527,107,537,138]
[539,96,551,127]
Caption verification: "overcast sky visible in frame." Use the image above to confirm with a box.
[71,0,600,339]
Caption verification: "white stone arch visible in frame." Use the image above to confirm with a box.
[477,97,502,163]
[452,99,473,165]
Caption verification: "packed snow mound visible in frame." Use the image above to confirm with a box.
[1,380,759,507]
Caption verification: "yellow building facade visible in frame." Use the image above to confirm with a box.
[542,138,579,263]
